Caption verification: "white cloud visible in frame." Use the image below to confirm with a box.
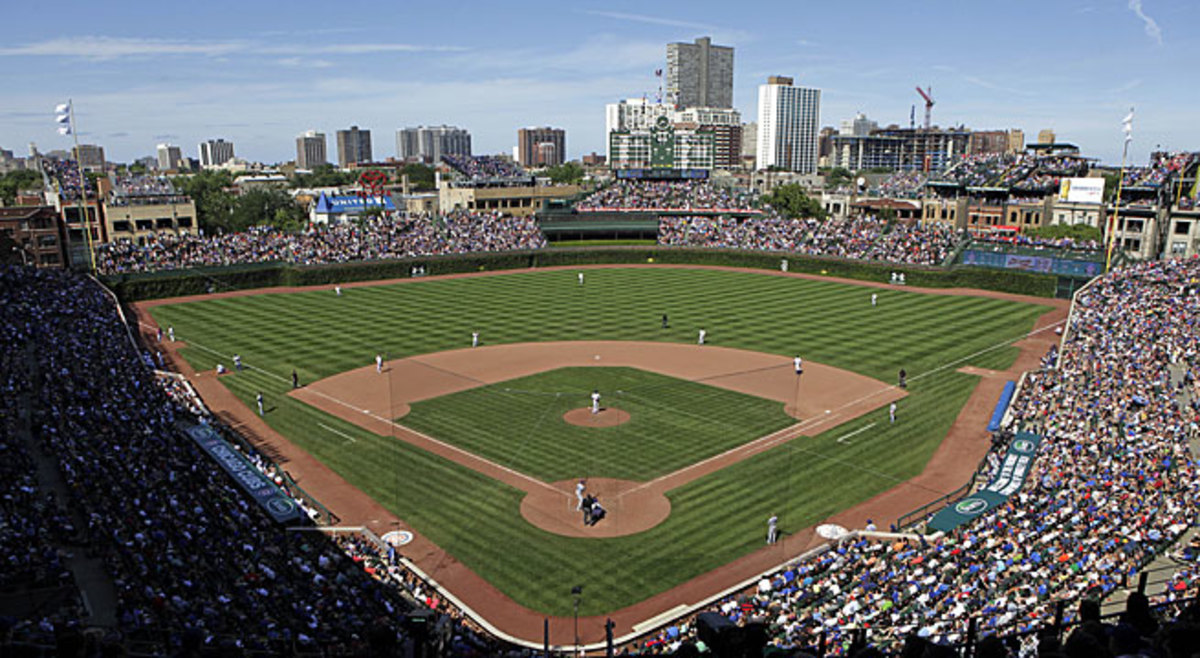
[0,36,465,60]
[0,36,243,59]
[580,10,718,32]
[1127,0,1163,45]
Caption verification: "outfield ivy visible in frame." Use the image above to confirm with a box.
[104,247,1059,301]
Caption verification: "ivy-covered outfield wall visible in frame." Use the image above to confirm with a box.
[102,247,1061,302]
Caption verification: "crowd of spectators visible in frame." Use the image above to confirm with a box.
[872,172,928,199]
[108,175,190,206]
[44,158,96,202]
[628,257,1200,655]
[933,153,1090,194]
[441,154,526,180]
[0,265,504,656]
[576,180,760,212]
[95,212,546,274]
[658,214,961,266]
[971,233,1102,255]
[1123,152,1198,189]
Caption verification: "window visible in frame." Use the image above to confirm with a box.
[177,216,193,228]
[1175,221,1190,235]
[1171,241,1187,255]
[135,220,153,231]
[112,221,132,233]
[37,235,57,248]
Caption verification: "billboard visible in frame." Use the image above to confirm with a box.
[1058,177,1105,204]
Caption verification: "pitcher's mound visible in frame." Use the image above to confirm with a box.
[563,407,630,427]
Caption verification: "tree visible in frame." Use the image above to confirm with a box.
[1101,171,1122,203]
[229,189,307,232]
[290,164,358,189]
[762,183,827,220]
[1025,223,1102,243]
[825,167,853,189]
[173,170,236,232]
[543,162,584,185]
[0,169,42,205]
[399,163,436,190]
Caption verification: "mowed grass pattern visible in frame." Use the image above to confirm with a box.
[149,267,1049,615]
[403,367,795,482]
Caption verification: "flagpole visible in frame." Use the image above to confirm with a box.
[67,100,98,274]
[1106,109,1133,274]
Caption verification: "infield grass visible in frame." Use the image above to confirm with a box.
[403,366,795,482]
[148,267,1050,615]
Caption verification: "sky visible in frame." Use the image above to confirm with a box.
[0,0,1194,167]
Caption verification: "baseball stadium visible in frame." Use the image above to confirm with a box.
[5,152,1200,658]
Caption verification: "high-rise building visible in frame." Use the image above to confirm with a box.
[198,139,235,169]
[1007,129,1025,154]
[969,130,1009,156]
[517,127,566,167]
[335,126,372,167]
[1037,129,1056,145]
[156,143,184,171]
[396,125,472,163]
[839,113,877,137]
[674,107,742,168]
[755,76,821,174]
[296,131,327,170]
[72,144,106,173]
[666,36,734,109]
[605,99,674,155]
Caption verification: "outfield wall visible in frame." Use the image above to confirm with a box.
[103,247,1061,302]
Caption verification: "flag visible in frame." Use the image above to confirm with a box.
[1122,108,1134,145]
[55,101,72,136]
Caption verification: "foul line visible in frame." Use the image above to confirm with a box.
[318,422,357,444]
[836,422,876,445]
[138,321,559,496]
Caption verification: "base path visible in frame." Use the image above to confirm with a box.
[131,265,1068,648]
[290,341,906,539]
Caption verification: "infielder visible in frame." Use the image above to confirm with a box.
[375,354,383,373]
[794,355,803,375]
[472,331,479,348]
[167,326,175,342]
[575,479,586,511]
[767,514,779,544]
[889,401,897,423]
[698,328,706,345]
[256,392,264,416]
[233,354,242,371]
[591,390,601,414]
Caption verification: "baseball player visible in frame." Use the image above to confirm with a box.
[155,351,164,368]
[889,401,897,423]
[575,479,586,511]
[661,313,669,330]
[156,327,163,342]
[233,354,242,371]
[256,392,264,416]
[292,369,300,389]
[698,328,706,345]
[472,331,479,348]
[794,355,803,375]
[335,285,342,296]
[375,354,383,373]
[578,272,584,285]
[767,514,779,544]
[871,293,878,307]
[591,390,601,414]
[167,326,175,342]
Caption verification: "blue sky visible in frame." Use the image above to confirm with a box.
[0,0,1193,166]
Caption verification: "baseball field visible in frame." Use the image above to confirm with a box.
[139,265,1057,638]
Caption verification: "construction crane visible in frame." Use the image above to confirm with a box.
[915,86,935,130]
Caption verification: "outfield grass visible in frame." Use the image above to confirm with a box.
[148,267,1049,615]
[403,366,795,482]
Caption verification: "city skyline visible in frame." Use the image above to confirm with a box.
[0,0,1193,166]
